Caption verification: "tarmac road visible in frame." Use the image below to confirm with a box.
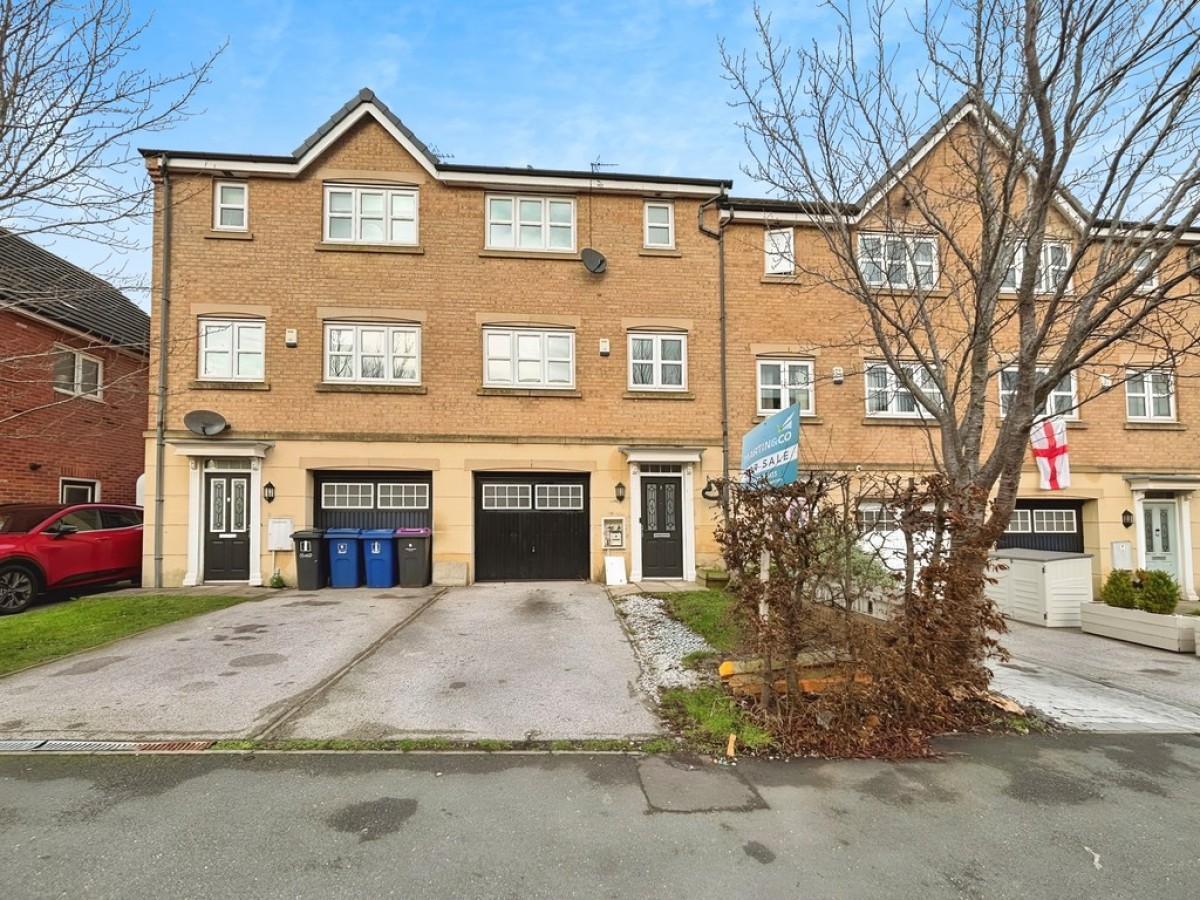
[2,734,1198,899]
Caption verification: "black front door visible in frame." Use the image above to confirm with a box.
[641,476,683,578]
[204,472,250,581]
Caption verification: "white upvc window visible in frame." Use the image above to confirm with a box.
[1133,249,1159,292]
[486,195,575,252]
[484,328,574,388]
[1033,509,1077,533]
[858,233,937,289]
[644,202,675,249]
[321,483,374,509]
[214,181,248,231]
[60,478,99,504]
[764,228,795,275]
[857,503,900,532]
[865,361,942,417]
[482,484,532,510]
[1005,509,1032,533]
[198,318,265,381]
[1125,369,1174,421]
[324,323,421,384]
[535,484,585,510]
[1001,239,1072,293]
[52,346,103,399]
[998,369,1077,420]
[378,483,430,509]
[324,185,418,245]
[629,333,687,391]
[756,359,814,415]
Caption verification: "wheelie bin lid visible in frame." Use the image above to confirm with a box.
[324,528,363,537]
[396,527,432,536]
[361,528,397,538]
[291,529,325,539]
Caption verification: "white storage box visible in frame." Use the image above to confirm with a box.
[987,549,1094,627]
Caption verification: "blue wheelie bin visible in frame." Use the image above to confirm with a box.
[326,528,363,588]
[362,529,399,588]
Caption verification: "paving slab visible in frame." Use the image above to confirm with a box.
[273,582,662,741]
[0,587,437,741]
[992,620,1200,732]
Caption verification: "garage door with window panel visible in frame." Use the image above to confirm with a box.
[313,471,432,530]
[475,473,590,581]
[996,499,1084,553]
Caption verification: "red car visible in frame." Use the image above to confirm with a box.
[0,503,143,615]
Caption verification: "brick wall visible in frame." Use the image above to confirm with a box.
[0,310,149,503]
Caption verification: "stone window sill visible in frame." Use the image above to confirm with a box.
[205,230,253,241]
[639,248,683,258]
[624,390,695,401]
[1125,421,1186,431]
[752,415,822,425]
[760,274,800,284]
[189,380,270,391]
[478,249,579,261]
[477,387,583,398]
[315,383,427,394]
[861,416,938,427]
[314,242,424,255]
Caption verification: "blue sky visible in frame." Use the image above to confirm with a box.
[42,0,842,297]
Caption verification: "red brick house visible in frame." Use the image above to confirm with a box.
[0,228,150,504]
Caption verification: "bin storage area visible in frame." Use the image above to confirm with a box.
[987,548,1094,627]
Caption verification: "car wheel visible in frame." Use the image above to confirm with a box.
[0,564,39,615]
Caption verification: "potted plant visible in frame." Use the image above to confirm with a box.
[1080,569,1196,652]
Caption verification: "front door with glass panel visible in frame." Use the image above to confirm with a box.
[641,476,683,578]
[204,472,250,581]
[1143,501,1179,583]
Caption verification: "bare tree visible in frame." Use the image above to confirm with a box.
[0,0,221,247]
[722,0,1200,566]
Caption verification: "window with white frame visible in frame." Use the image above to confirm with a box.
[644,202,675,249]
[1005,509,1032,533]
[865,362,942,417]
[998,369,1077,419]
[214,181,247,231]
[486,195,575,252]
[482,484,531,510]
[1033,509,1076,533]
[629,333,687,390]
[535,484,584,510]
[321,483,374,509]
[52,347,102,399]
[1125,369,1174,421]
[377,483,430,509]
[1132,249,1159,292]
[1001,239,1072,292]
[858,233,937,289]
[324,185,418,245]
[324,323,420,384]
[198,319,265,381]
[60,478,99,504]
[756,359,813,415]
[764,228,795,275]
[857,503,900,532]
[484,328,574,388]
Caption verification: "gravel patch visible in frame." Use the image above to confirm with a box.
[615,594,717,699]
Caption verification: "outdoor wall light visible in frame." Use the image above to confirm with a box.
[263,482,276,504]
[1121,509,1134,528]
[615,482,626,502]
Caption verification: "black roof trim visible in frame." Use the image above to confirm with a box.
[439,163,730,188]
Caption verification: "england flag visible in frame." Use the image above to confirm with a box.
[1030,416,1070,490]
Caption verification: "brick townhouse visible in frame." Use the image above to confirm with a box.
[0,229,149,504]
[140,90,729,587]
[140,90,1200,596]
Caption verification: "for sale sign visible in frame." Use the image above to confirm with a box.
[740,403,801,487]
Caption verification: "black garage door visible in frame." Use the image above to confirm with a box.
[475,473,590,581]
[996,499,1085,553]
[313,470,432,530]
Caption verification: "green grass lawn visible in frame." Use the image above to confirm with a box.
[659,588,743,653]
[0,593,255,676]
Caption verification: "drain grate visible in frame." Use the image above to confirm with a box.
[137,741,213,752]
[7,740,217,753]
[0,740,46,752]
[36,741,138,752]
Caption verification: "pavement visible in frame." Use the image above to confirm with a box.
[1,579,1199,742]
[0,582,660,743]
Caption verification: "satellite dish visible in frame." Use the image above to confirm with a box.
[581,247,607,274]
[183,409,229,437]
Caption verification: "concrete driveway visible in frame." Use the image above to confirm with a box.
[0,582,660,743]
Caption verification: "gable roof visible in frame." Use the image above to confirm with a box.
[139,89,731,196]
[0,228,150,354]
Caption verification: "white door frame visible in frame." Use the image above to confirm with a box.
[1129,479,1197,601]
[169,440,273,586]
[623,448,702,583]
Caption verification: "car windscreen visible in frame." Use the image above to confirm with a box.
[0,507,59,533]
